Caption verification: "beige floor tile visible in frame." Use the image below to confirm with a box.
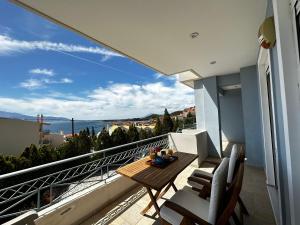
[80,164,276,225]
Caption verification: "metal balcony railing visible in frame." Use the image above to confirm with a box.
[0,134,169,221]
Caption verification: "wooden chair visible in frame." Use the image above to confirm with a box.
[160,159,245,225]
[187,144,249,216]
[160,157,229,225]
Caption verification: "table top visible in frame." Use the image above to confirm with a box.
[117,152,198,191]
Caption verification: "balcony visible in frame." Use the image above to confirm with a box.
[80,163,275,225]
[1,131,276,225]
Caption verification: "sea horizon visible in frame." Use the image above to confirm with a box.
[44,120,111,135]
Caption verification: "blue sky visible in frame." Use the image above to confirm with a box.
[0,1,194,120]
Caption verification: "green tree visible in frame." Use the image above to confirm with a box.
[173,117,179,132]
[91,126,96,139]
[184,112,195,127]
[127,124,140,142]
[96,128,113,150]
[15,156,31,171]
[146,129,153,138]
[76,131,92,155]
[139,128,148,140]
[86,127,90,136]
[111,127,128,146]
[162,108,174,133]
[0,156,15,175]
[21,144,42,166]
[154,116,162,136]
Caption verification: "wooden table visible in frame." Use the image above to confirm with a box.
[117,152,198,215]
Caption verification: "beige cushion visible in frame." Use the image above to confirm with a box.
[208,157,229,224]
[187,170,213,190]
[227,144,238,183]
[160,190,210,225]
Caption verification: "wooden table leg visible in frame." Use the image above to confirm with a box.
[146,187,160,216]
[158,178,176,199]
[141,188,161,215]
[171,182,178,192]
[141,177,179,215]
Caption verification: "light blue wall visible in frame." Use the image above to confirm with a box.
[240,65,265,167]
[218,73,240,87]
[219,89,245,143]
[264,0,291,224]
[194,77,222,157]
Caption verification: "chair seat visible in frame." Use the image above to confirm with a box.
[187,169,213,190]
[160,190,210,225]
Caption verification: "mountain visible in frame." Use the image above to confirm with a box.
[142,113,160,120]
[0,111,69,121]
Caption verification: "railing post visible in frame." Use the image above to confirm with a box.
[37,189,41,210]
[106,165,109,178]
[50,184,53,204]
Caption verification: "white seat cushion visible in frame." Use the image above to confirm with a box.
[227,144,238,183]
[160,190,210,225]
[208,158,229,224]
[187,169,213,190]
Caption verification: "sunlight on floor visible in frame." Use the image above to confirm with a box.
[80,160,276,225]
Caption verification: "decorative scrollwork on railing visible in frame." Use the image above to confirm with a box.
[0,135,169,220]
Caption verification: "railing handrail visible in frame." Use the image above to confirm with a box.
[0,133,169,180]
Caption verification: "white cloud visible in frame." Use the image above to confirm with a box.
[60,78,73,84]
[0,34,124,61]
[154,73,164,79]
[4,80,194,119]
[29,68,54,76]
[20,78,73,90]
[19,79,44,90]
[154,72,177,81]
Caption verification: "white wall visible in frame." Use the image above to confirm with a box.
[0,118,39,156]
[269,0,300,224]
[194,77,222,157]
[43,133,64,147]
[169,130,208,166]
[35,175,138,225]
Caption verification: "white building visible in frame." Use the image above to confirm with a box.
[0,118,39,156]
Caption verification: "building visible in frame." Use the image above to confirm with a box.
[181,106,195,118]
[108,121,155,135]
[2,1,300,225]
[0,118,39,156]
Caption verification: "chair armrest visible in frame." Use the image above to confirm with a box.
[193,172,213,181]
[188,176,212,188]
[164,201,211,225]
[203,159,220,166]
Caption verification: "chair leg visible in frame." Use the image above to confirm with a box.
[238,195,249,216]
[232,212,242,225]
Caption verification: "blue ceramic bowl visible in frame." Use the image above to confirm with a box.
[155,156,164,165]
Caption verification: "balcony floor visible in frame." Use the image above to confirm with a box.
[80,160,276,225]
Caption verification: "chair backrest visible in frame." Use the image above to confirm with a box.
[227,144,239,183]
[216,161,245,225]
[208,157,229,225]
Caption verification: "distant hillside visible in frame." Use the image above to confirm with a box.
[104,109,190,122]
[170,110,182,116]
[0,111,69,122]
[142,113,160,120]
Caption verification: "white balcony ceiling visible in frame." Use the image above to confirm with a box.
[13,0,267,78]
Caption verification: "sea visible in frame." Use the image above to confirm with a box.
[44,120,111,135]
